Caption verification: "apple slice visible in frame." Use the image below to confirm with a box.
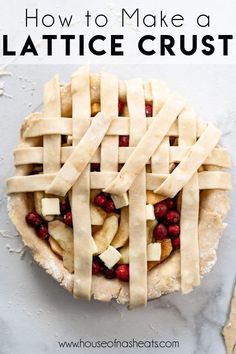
[118,243,129,264]
[146,219,157,244]
[48,236,63,258]
[48,220,74,273]
[146,190,167,205]
[90,203,107,225]
[111,206,129,248]
[93,214,119,255]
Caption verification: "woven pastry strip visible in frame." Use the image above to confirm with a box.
[178,109,200,294]
[6,171,232,194]
[43,76,61,174]
[14,145,231,168]
[22,116,208,138]
[126,79,147,308]
[70,66,93,300]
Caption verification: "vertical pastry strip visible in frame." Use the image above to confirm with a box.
[71,66,93,299]
[127,79,147,308]
[43,76,61,173]
[178,110,200,294]
[100,72,119,172]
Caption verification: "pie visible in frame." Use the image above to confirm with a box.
[6,66,232,308]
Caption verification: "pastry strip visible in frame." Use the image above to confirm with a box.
[100,72,119,172]
[43,76,61,174]
[198,171,232,190]
[155,123,222,198]
[7,170,232,194]
[178,109,200,294]
[14,145,231,169]
[23,116,206,138]
[126,79,147,308]
[71,66,93,299]
[46,112,113,196]
[104,95,185,195]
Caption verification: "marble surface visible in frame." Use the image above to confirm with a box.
[0,64,235,354]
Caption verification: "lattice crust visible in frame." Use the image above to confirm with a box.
[7,66,232,308]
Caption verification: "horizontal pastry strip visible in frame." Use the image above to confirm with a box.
[14,146,231,168]
[22,116,206,138]
[7,171,232,194]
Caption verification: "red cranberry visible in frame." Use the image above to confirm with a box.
[91,163,100,172]
[168,224,180,238]
[92,259,101,274]
[103,199,116,213]
[154,201,168,219]
[60,200,70,215]
[166,210,180,224]
[36,224,49,240]
[94,193,107,207]
[118,99,124,115]
[116,264,129,282]
[172,237,180,250]
[145,104,153,117]
[103,267,116,279]
[25,211,43,227]
[119,135,129,147]
[166,198,175,210]
[64,211,73,227]
[153,223,168,240]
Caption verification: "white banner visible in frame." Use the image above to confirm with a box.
[0,0,236,64]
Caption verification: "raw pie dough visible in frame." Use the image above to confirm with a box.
[7,66,232,307]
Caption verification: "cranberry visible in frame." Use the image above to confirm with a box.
[119,135,129,147]
[94,193,107,207]
[153,223,168,240]
[166,210,180,224]
[36,224,49,240]
[118,99,124,115]
[92,259,101,274]
[172,237,180,250]
[25,211,43,227]
[103,267,116,279]
[166,198,175,210]
[168,224,180,238]
[103,199,116,213]
[64,211,73,227]
[60,199,70,215]
[154,201,168,219]
[145,104,153,117]
[91,163,100,172]
[115,264,129,282]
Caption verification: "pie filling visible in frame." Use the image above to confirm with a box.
[6,66,232,307]
[25,189,181,282]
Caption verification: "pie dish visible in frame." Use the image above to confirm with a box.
[6,66,232,308]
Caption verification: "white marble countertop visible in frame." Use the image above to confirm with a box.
[0,64,235,354]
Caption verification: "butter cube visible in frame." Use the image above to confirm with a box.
[111,193,129,209]
[146,204,155,220]
[41,198,60,216]
[147,243,161,261]
[99,245,121,269]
